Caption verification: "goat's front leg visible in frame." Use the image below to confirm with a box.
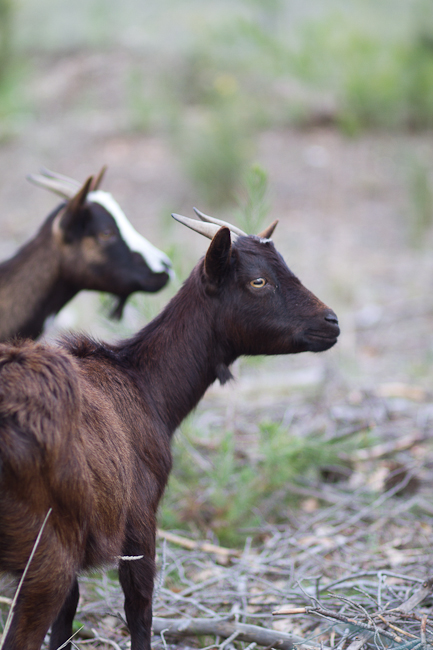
[49,577,79,650]
[118,539,155,650]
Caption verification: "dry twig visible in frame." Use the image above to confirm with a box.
[157,530,241,560]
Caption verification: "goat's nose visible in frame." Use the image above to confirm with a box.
[324,310,339,326]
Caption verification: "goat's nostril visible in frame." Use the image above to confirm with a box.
[324,311,339,326]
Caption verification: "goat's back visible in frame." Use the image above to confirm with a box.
[0,339,134,573]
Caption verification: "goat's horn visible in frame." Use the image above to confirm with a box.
[27,173,77,200]
[193,207,247,237]
[91,165,107,191]
[39,168,81,189]
[257,219,278,239]
[172,213,229,240]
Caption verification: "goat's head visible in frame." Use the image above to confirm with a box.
[173,209,340,358]
[28,168,172,317]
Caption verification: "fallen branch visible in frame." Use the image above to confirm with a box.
[395,578,433,614]
[377,614,417,639]
[348,433,425,462]
[375,383,428,402]
[152,616,325,650]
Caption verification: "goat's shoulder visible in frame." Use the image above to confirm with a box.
[61,332,143,420]
[61,332,119,364]
[61,333,133,393]
[0,338,81,466]
[0,337,80,403]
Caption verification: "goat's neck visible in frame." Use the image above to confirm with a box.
[0,224,76,341]
[124,271,234,435]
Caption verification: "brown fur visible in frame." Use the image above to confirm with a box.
[0,228,339,650]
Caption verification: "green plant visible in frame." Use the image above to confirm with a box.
[402,36,433,129]
[0,0,29,142]
[160,416,364,547]
[407,157,433,247]
[0,0,12,83]
[287,5,433,132]
[236,163,269,234]
[126,67,155,133]
[178,101,252,207]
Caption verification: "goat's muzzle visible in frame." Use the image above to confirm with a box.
[304,309,340,352]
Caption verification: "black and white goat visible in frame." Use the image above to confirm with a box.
[0,168,171,341]
[0,210,339,650]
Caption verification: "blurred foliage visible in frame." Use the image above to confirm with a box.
[6,0,433,129]
[407,156,433,248]
[3,0,433,199]
[160,417,368,547]
[289,11,433,133]
[235,163,269,234]
[0,0,12,83]
[173,101,252,207]
[0,0,33,142]
[0,71,30,144]
[126,67,155,134]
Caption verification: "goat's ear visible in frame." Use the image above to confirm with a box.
[204,226,232,284]
[56,176,93,238]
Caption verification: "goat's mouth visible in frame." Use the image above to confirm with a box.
[138,270,170,292]
[304,330,339,352]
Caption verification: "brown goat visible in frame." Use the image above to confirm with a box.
[0,169,171,342]
[0,210,340,650]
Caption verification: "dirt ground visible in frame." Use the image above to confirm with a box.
[1,50,433,649]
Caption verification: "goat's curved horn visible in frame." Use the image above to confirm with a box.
[172,213,227,240]
[257,219,278,239]
[193,207,247,237]
[27,174,76,200]
[39,168,81,190]
[27,168,83,200]
[91,165,107,191]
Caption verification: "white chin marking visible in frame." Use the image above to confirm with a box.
[88,191,172,274]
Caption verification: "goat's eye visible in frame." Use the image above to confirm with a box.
[98,229,116,242]
[250,278,266,288]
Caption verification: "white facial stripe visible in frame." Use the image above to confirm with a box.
[88,191,172,275]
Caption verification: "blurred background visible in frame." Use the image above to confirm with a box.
[1,0,433,543]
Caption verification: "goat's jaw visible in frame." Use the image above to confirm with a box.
[298,327,340,352]
[305,334,339,352]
